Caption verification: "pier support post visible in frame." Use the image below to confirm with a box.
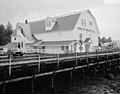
[70,71,74,86]
[108,62,111,73]
[51,71,55,88]
[82,67,85,80]
[3,73,6,94]
[3,80,6,94]
[31,70,36,94]
[103,64,106,76]
[94,66,97,78]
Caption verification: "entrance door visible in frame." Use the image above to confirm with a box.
[85,43,90,53]
[74,44,77,53]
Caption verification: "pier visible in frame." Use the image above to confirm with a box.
[0,50,120,94]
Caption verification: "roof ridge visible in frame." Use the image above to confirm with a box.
[29,9,89,24]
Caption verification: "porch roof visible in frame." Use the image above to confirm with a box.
[84,38,91,43]
[39,40,75,46]
[4,42,18,49]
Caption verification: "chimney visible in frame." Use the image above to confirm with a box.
[25,20,28,24]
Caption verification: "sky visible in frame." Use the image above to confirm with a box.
[0,0,120,40]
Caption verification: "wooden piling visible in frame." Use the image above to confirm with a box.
[51,71,55,88]
[3,74,6,94]
[82,67,85,79]
[31,70,36,94]
[103,64,106,76]
[94,66,97,78]
[51,76,54,88]
[70,71,73,86]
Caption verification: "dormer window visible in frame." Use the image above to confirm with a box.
[21,28,25,37]
[45,17,57,31]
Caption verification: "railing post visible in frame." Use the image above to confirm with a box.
[106,49,108,61]
[38,55,40,72]
[9,57,11,76]
[96,50,100,70]
[75,52,78,66]
[57,54,59,69]
[86,52,89,67]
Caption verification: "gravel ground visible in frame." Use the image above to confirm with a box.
[65,74,120,94]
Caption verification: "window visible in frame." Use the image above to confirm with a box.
[89,21,92,26]
[79,34,82,40]
[65,46,69,50]
[22,42,23,47]
[61,46,64,50]
[42,46,45,49]
[26,46,30,49]
[21,28,25,37]
[81,19,86,26]
[18,42,20,48]
[82,19,84,26]
[84,20,86,26]
[61,46,69,51]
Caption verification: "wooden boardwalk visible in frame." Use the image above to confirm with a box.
[0,51,120,94]
[0,51,120,83]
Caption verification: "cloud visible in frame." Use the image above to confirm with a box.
[104,0,120,4]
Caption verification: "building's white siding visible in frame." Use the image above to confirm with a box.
[73,11,99,52]
[40,45,73,54]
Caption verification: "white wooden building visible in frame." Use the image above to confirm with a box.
[5,9,100,53]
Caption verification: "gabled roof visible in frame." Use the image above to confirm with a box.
[17,23,34,41]
[10,24,37,41]
[29,13,81,34]
[10,29,17,37]
[84,38,91,43]
[25,40,42,46]
[39,40,75,46]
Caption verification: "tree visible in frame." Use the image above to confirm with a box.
[5,22,13,38]
[0,22,13,46]
[108,37,112,42]
[101,37,106,43]
[0,24,5,46]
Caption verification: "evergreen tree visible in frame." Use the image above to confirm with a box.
[0,22,13,46]
[0,24,5,46]
[108,37,112,42]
